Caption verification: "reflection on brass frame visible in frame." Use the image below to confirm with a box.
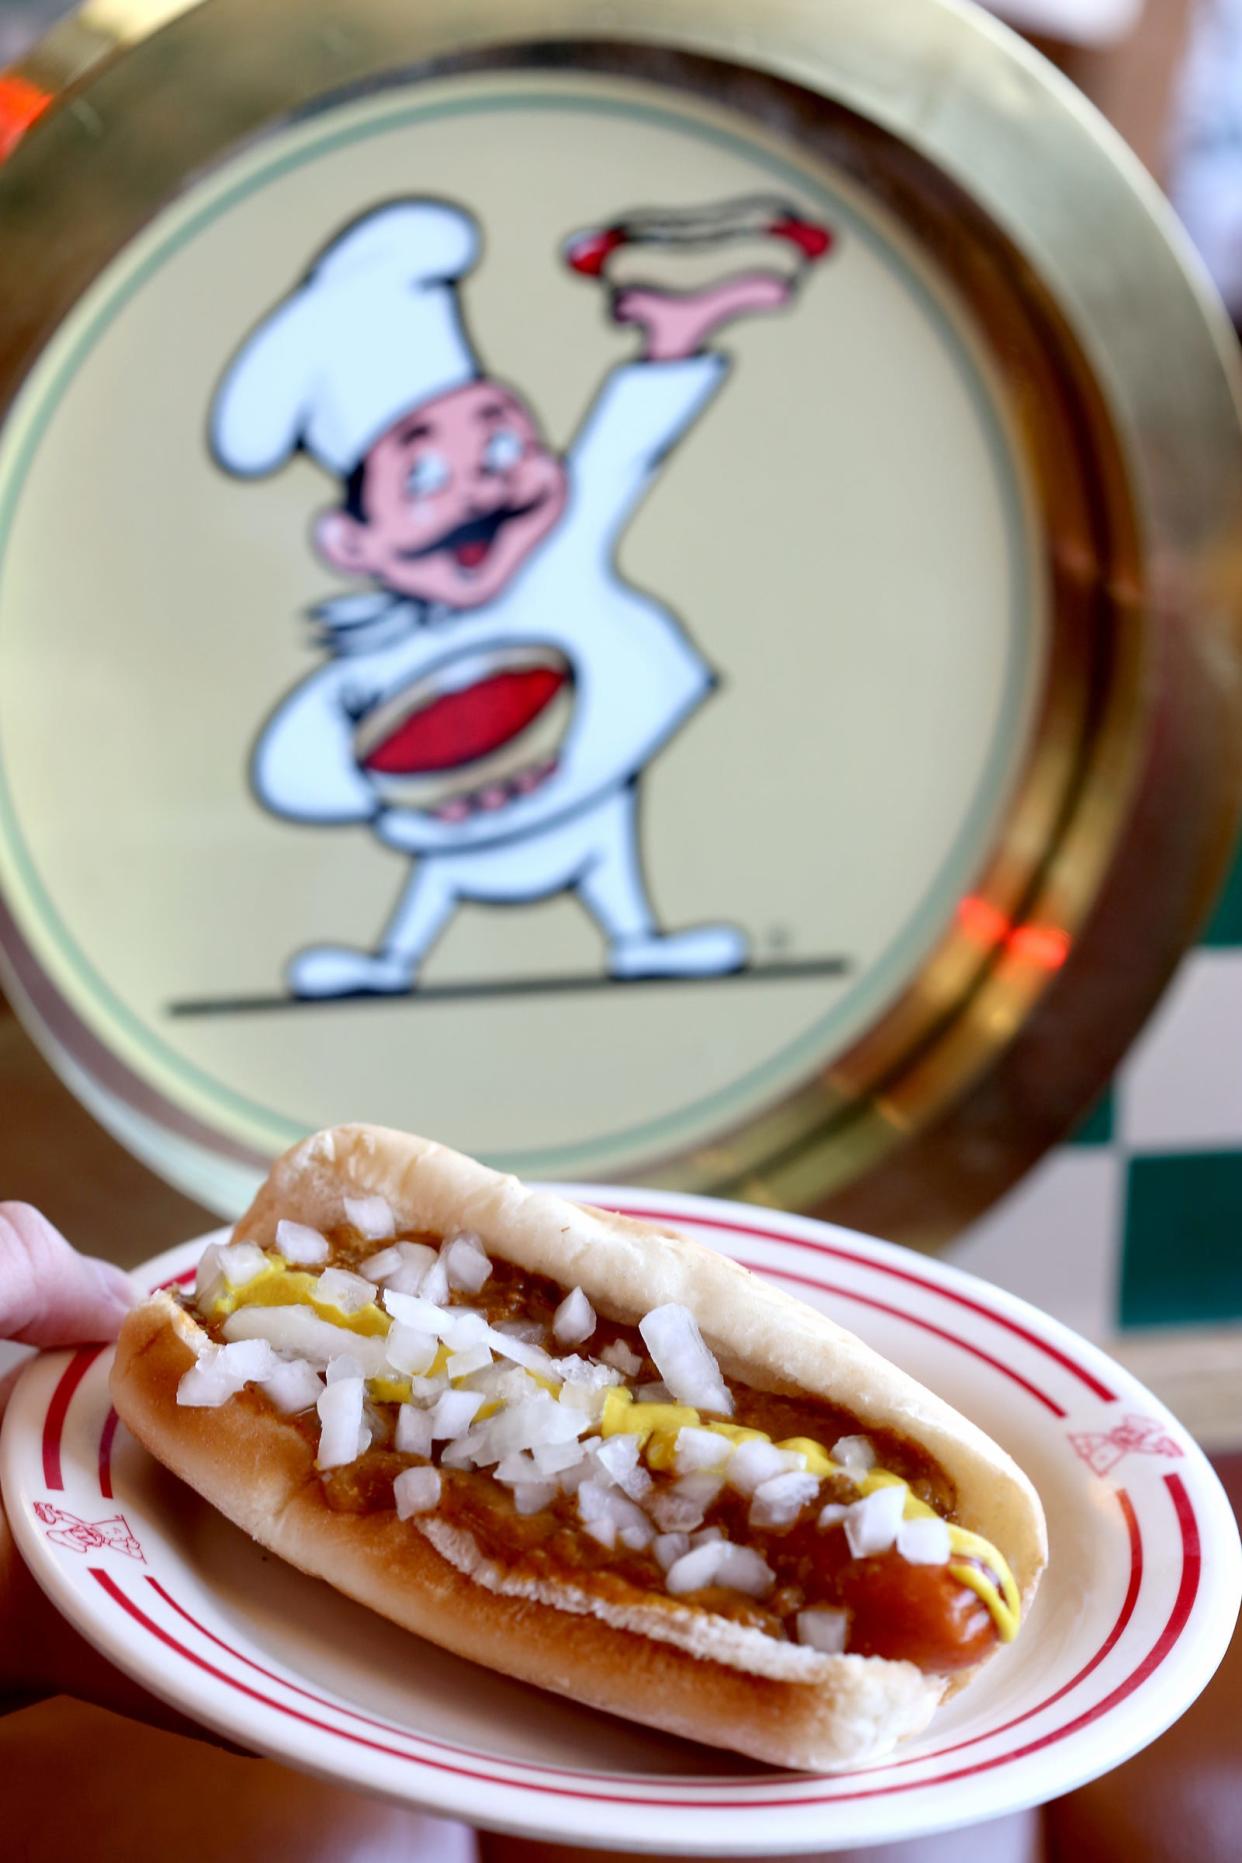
[1,0,1241,1244]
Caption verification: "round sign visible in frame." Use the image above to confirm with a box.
[0,1,1240,1233]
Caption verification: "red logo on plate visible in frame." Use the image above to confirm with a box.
[33,1501,146,1562]
[1068,1413,1184,1477]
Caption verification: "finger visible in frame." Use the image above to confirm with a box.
[0,1203,142,1347]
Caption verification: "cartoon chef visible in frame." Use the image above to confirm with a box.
[212,197,823,997]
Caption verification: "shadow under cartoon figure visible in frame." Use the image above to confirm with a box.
[212,197,831,998]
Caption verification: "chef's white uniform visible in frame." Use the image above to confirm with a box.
[254,355,748,995]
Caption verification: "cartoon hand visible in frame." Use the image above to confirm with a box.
[613,273,795,361]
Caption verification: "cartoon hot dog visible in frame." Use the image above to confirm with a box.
[110,1126,1046,1771]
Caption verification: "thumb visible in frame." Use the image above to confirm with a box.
[0,1202,143,1347]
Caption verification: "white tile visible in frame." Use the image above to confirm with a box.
[947,1150,1122,1340]
[1119,950,1242,1150]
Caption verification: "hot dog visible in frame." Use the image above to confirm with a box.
[110,1125,1046,1771]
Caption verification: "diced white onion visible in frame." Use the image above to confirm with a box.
[394,1465,441,1517]
[495,1450,542,1484]
[724,1440,805,1496]
[653,1531,691,1572]
[662,1537,778,1596]
[635,1381,674,1405]
[260,1357,323,1415]
[551,1356,621,1390]
[315,1267,378,1315]
[316,1378,366,1469]
[713,1543,776,1598]
[492,1319,546,1344]
[384,1242,439,1295]
[395,1404,435,1457]
[831,1435,876,1479]
[513,1482,558,1515]
[673,1426,731,1476]
[844,1485,907,1558]
[690,1526,726,1547]
[446,1342,492,1380]
[797,1607,849,1654]
[217,1338,279,1381]
[817,1502,850,1530]
[646,1473,724,1533]
[749,1471,821,1529]
[443,1233,492,1293]
[419,1255,450,1307]
[532,1440,587,1476]
[275,1220,329,1266]
[218,1242,268,1288]
[593,1433,640,1485]
[665,1543,726,1595]
[385,1323,439,1377]
[221,1304,389,1376]
[194,1242,226,1302]
[326,1353,365,1384]
[593,1433,653,1500]
[489,1393,588,1460]
[383,1289,458,1335]
[578,1480,617,1548]
[176,1337,281,1408]
[577,1479,650,1546]
[607,1489,656,1546]
[556,1458,595,1494]
[428,1388,486,1439]
[409,1372,449,1403]
[552,1286,596,1348]
[483,1325,562,1381]
[638,1304,732,1415]
[343,1194,395,1241]
[177,1346,246,1408]
[439,1437,479,1470]
[359,1244,404,1282]
[599,1339,644,1377]
[897,1516,951,1565]
[441,1310,491,1351]
[559,1383,609,1422]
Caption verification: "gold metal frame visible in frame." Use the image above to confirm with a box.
[2,0,1241,1240]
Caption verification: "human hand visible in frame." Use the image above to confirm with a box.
[0,1204,199,1726]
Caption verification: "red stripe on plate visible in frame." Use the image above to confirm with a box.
[42,1345,105,1490]
[740,1260,1068,1418]
[623,1206,1117,1403]
[98,1407,120,1501]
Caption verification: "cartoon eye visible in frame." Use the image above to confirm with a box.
[406,452,450,498]
[482,428,524,474]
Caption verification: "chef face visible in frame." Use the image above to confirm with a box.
[316,380,568,609]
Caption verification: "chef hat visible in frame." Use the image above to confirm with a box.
[211,199,482,480]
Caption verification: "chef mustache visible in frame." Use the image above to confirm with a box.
[397,492,551,563]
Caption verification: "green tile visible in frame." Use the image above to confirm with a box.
[1069,1090,1114,1147]
[1200,838,1242,947]
[1120,1152,1242,1327]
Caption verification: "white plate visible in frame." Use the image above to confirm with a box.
[2,1190,1239,1853]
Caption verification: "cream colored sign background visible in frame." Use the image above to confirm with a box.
[0,73,1040,1176]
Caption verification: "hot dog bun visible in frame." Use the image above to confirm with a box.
[110,1124,1047,1771]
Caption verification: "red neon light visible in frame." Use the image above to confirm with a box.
[0,74,52,162]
